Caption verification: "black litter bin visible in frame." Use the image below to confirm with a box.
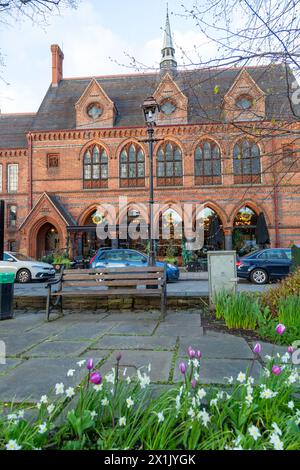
[0,273,15,320]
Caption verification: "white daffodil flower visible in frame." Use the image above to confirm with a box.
[119,416,126,427]
[5,440,22,450]
[55,383,64,395]
[65,387,75,399]
[248,425,261,441]
[126,397,134,409]
[38,422,47,435]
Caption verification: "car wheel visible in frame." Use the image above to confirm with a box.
[250,268,268,285]
[16,269,32,284]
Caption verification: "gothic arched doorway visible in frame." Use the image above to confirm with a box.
[36,223,59,259]
[232,206,258,253]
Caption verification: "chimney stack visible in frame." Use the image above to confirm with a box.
[51,44,64,87]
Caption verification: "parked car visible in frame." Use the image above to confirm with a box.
[89,248,180,282]
[0,252,56,283]
[236,248,292,284]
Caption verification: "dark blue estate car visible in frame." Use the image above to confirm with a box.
[89,248,180,282]
[237,248,292,284]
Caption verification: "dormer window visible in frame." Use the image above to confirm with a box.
[87,102,103,119]
[161,100,176,115]
[236,95,253,110]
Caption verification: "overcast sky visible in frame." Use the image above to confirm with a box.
[0,0,216,113]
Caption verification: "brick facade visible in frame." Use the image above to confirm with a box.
[1,25,300,261]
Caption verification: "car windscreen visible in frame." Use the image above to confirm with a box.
[13,253,35,262]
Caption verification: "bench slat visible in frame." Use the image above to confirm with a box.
[62,273,164,281]
[51,288,162,296]
[62,280,163,287]
[63,267,165,274]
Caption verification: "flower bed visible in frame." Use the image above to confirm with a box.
[0,338,299,450]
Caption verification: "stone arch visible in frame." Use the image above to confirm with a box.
[28,216,64,259]
[229,200,270,227]
[78,204,115,227]
[79,139,111,161]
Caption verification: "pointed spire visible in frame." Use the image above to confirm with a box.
[160,4,177,71]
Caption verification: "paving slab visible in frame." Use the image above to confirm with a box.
[0,356,109,403]
[173,358,262,384]
[109,321,158,336]
[0,358,24,375]
[53,322,116,341]
[179,334,253,359]
[101,350,174,382]
[1,332,53,356]
[103,312,161,322]
[91,335,177,351]
[23,340,91,358]
[155,323,203,337]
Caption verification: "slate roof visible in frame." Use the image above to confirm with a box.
[0,113,35,148]
[1,64,299,149]
[47,194,77,226]
[31,65,300,132]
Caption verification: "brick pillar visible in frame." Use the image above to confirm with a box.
[224,227,233,250]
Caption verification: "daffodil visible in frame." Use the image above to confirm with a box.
[38,422,47,434]
[55,383,64,395]
[126,397,134,409]
[157,411,164,423]
[119,416,126,426]
[5,439,22,450]
[65,387,75,398]
[248,425,261,441]
[67,369,75,377]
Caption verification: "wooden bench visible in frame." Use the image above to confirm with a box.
[46,266,167,321]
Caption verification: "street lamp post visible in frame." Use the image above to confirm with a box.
[142,96,160,266]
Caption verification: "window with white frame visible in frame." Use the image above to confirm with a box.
[7,164,18,193]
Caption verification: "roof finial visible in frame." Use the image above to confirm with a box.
[160,4,177,70]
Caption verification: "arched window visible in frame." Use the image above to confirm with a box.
[233,140,261,184]
[120,143,145,187]
[83,145,108,189]
[194,140,222,185]
[157,142,183,186]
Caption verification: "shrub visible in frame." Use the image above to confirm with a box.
[214,291,260,330]
[261,268,300,316]
[278,295,300,329]
[0,348,299,450]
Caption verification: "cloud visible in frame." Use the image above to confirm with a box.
[0,1,214,113]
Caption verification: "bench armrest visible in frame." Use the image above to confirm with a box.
[45,278,61,288]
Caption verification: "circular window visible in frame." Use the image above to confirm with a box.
[161,101,176,115]
[236,96,252,110]
[87,103,103,119]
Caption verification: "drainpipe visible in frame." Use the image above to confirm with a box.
[272,137,280,247]
[27,133,33,211]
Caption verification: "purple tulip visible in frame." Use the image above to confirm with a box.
[188,348,196,359]
[191,378,197,389]
[288,346,294,354]
[86,358,94,370]
[196,350,202,359]
[253,343,262,354]
[272,365,282,376]
[90,372,102,385]
[116,352,122,362]
[275,324,286,335]
[179,362,187,375]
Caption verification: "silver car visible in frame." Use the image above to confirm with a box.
[0,252,56,283]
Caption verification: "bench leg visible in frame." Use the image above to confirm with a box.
[46,291,51,322]
[59,295,63,317]
[161,289,167,321]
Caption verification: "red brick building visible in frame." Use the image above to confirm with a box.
[1,12,300,262]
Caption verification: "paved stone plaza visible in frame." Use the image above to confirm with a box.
[0,309,284,404]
